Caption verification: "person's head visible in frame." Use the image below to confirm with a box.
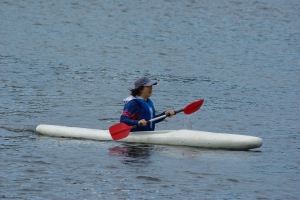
[130,76,157,99]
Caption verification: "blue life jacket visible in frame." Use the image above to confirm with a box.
[120,97,165,132]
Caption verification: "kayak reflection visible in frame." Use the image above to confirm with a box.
[109,144,153,165]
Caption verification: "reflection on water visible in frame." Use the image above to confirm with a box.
[109,144,153,165]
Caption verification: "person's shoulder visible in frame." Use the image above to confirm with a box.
[123,95,135,104]
[125,99,141,109]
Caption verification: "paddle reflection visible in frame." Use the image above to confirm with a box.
[109,144,153,165]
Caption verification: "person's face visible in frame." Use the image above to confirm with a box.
[140,86,153,99]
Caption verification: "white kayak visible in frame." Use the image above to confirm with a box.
[36,124,263,150]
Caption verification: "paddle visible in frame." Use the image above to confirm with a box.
[109,99,204,140]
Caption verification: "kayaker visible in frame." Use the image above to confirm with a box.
[120,76,175,132]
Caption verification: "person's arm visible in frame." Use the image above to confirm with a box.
[165,110,175,117]
[120,101,141,126]
[154,110,175,123]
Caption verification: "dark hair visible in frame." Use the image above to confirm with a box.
[130,86,144,97]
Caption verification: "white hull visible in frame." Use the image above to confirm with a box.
[36,124,263,150]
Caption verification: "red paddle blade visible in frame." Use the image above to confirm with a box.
[182,99,204,114]
[109,123,132,140]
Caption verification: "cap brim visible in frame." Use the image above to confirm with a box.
[143,81,157,86]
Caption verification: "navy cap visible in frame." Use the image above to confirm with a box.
[134,76,157,89]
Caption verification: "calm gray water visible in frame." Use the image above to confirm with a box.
[1,0,299,199]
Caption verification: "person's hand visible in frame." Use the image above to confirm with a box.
[138,119,147,126]
[165,110,175,117]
